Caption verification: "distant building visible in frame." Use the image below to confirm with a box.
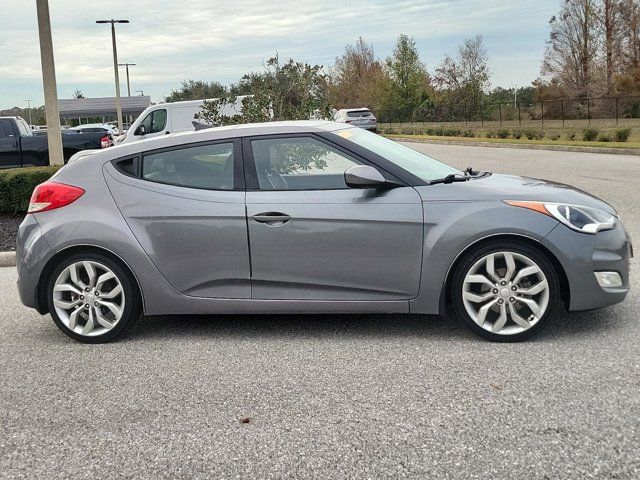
[57,96,152,125]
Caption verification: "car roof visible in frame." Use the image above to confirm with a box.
[95,120,351,160]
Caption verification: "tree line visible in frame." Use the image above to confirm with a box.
[164,1,640,124]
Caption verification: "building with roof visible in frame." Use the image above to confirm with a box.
[58,96,151,126]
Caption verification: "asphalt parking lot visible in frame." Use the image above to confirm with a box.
[1,143,638,479]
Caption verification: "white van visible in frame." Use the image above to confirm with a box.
[120,97,247,144]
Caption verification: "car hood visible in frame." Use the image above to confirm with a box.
[414,173,617,214]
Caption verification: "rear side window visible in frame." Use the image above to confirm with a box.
[347,110,372,117]
[0,120,14,139]
[142,143,235,190]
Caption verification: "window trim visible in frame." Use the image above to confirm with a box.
[242,133,407,192]
[110,138,245,191]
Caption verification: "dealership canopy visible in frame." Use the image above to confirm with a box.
[58,96,151,119]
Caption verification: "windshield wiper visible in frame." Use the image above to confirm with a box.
[428,174,472,185]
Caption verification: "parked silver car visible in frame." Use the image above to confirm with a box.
[333,108,377,132]
[17,121,632,343]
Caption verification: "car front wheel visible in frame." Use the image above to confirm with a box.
[47,253,141,343]
[451,241,560,342]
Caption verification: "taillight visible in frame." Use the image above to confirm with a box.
[28,181,85,214]
[100,135,111,148]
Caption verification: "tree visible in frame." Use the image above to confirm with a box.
[384,35,432,116]
[434,35,490,106]
[164,80,226,102]
[196,55,332,125]
[620,0,640,70]
[541,0,599,97]
[600,0,625,93]
[328,37,388,112]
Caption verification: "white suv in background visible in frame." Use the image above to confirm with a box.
[333,108,377,132]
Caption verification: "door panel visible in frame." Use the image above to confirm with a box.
[102,140,249,298]
[246,188,423,300]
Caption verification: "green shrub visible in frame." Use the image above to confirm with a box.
[0,166,60,215]
[496,129,510,139]
[566,132,577,141]
[485,130,497,138]
[548,133,561,141]
[614,128,631,142]
[523,129,544,140]
[582,127,599,141]
[442,128,461,137]
[460,130,475,138]
[512,129,522,139]
[597,133,611,142]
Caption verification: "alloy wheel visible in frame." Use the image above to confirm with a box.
[52,260,125,337]
[461,251,550,335]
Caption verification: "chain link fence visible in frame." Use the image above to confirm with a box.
[377,96,640,129]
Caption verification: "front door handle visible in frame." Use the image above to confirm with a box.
[252,212,291,225]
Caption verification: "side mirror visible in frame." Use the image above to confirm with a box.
[344,165,386,188]
[135,125,146,136]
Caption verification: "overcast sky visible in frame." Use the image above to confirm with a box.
[0,0,559,109]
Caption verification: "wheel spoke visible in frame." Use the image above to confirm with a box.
[95,308,114,329]
[69,263,86,290]
[464,274,495,288]
[515,296,543,319]
[512,265,541,285]
[81,307,95,335]
[98,300,122,319]
[463,290,494,303]
[95,271,115,289]
[485,254,499,282]
[491,303,508,332]
[100,284,122,300]
[517,279,548,296]
[68,308,81,330]
[503,252,516,281]
[53,298,81,310]
[508,303,531,329]
[53,283,82,296]
[83,262,97,288]
[476,298,498,326]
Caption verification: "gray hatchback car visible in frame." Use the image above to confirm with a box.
[17,121,632,343]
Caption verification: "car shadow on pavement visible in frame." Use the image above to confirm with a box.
[123,313,472,343]
[117,307,624,344]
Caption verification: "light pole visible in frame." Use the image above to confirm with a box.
[96,19,129,133]
[118,63,136,96]
[36,0,64,165]
[25,99,33,125]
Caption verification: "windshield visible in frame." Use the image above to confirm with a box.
[333,127,461,181]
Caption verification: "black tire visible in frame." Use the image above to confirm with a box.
[451,240,560,342]
[47,252,141,343]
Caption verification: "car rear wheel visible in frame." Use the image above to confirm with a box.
[451,241,560,342]
[47,253,141,343]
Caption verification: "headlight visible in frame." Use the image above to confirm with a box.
[505,201,617,234]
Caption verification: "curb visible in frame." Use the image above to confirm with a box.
[391,137,640,156]
[0,251,16,268]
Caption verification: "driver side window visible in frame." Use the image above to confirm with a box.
[250,137,360,191]
[138,109,167,135]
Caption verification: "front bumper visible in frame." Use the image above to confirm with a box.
[543,220,632,311]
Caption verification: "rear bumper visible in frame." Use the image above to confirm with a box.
[16,215,49,311]
[543,221,632,311]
